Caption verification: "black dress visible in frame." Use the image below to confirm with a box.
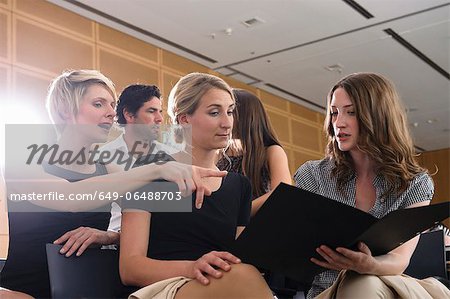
[126,154,252,261]
[0,162,111,298]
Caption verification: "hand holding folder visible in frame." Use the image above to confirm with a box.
[232,183,450,284]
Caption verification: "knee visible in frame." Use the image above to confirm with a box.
[337,272,394,299]
[217,263,266,286]
[226,263,262,280]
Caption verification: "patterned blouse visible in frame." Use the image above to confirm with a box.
[294,158,434,298]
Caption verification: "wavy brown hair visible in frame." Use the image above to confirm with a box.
[325,72,426,197]
[230,89,281,197]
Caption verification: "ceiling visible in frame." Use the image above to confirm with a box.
[51,0,450,152]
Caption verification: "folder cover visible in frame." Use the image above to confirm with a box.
[231,183,450,284]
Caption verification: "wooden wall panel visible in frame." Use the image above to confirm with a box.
[259,90,289,112]
[417,148,449,228]
[14,0,93,39]
[283,148,296,176]
[162,50,209,74]
[291,119,321,152]
[290,102,319,123]
[99,49,159,94]
[0,0,9,8]
[162,71,181,98]
[161,71,181,123]
[0,64,8,99]
[0,10,8,60]
[98,25,158,63]
[15,18,94,73]
[418,148,450,203]
[13,69,53,123]
[267,110,290,143]
[318,113,326,124]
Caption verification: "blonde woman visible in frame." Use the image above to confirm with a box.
[1,70,224,298]
[120,73,273,299]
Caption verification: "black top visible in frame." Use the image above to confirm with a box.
[150,174,251,260]
[1,163,111,298]
[124,157,252,261]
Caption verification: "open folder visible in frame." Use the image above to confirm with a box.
[231,183,450,284]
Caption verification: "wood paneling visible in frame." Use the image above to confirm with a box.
[284,148,297,175]
[267,110,290,143]
[15,18,94,73]
[15,0,93,38]
[418,148,449,228]
[0,0,9,8]
[99,49,159,94]
[259,90,289,111]
[418,148,450,203]
[0,11,8,60]
[13,69,53,123]
[162,50,209,74]
[291,119,321,152]
[290,101,319,123]
[98,25,158,63]
[0,64,8,100]
[162,71,181,99]
[162,71,181,123]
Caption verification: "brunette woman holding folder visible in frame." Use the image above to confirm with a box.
[295,73,448,298]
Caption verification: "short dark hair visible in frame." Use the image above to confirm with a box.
[116,84,161,124]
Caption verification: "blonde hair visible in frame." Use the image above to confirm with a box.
[167,72,234,124]
[46,70,117,130]
[325,72,426,197]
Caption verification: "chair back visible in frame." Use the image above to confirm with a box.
[405,229,448,279]
[46,243,135,298]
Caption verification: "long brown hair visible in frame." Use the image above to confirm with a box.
[325,72,426,197]
[230,89,281,197]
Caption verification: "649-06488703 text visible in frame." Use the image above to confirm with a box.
[8,191,182,201]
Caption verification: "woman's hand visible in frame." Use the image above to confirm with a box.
[54,226,119,257]
[157,161,227,209]
[187,251,241,285]
[311,242,377,274]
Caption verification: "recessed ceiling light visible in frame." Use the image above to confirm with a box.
[405,107,418,113]
[242,17,265,28]
[324,64,343,73]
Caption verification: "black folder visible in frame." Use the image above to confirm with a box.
[231,183,450,284]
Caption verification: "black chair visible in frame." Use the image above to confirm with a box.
[46,243,136,298]
[405,229,449,284]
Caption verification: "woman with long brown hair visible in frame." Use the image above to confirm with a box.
[217,89,291,217]
[294,72,445,298]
